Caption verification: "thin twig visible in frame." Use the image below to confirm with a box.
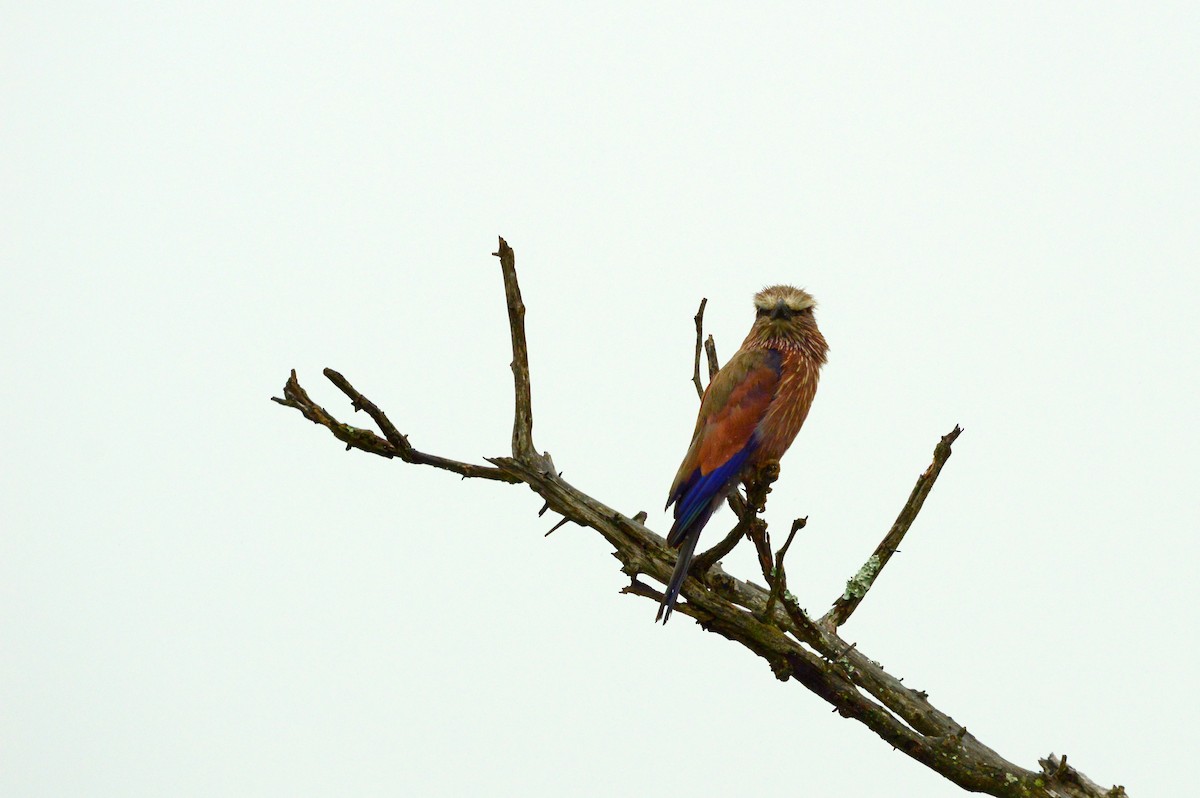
[822,425,964,629]
[271,369,517,483]
[744,462,782,578]
[322,368,406,449]
[763,517,806,620]
[740,487,828,647]
[778,516,806,561]
[704,334,719,380]
[492,237,536,461]
[691,297,708,399]
[545,516,572,536]
[691,515,751,573]
[737,464,833,661]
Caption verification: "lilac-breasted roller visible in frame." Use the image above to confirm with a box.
[658,285,828,623]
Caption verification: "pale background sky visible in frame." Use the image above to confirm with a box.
[3,3,1198,796]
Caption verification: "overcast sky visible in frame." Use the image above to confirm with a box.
[3,4,1198,796]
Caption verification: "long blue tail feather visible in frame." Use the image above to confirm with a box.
[656,524,702,623]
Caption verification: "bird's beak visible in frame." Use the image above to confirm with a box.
[769,301,790,320]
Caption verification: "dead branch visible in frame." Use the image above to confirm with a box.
[273,237,1125,798]
[691,297,708,399]
[822,424,964,628]
[272,369,516,482]
[493,238,537,462]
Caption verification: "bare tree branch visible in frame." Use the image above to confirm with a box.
[822,424,964,629]
[272,369,518,483]
[273,239,1125,798]
[691,297,708,399]
[762,516,806,621]
[743,462,782,578]
[492,237,537,462]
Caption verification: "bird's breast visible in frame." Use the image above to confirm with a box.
[754,350,821,463]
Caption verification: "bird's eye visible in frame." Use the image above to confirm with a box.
[756,308,769,317]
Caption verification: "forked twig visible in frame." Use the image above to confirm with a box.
[272,369,516,482]
[763,517,806,621]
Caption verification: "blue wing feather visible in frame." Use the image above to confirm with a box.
[666,439,755,547]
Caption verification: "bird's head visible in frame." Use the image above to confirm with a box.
[747,285,827,358]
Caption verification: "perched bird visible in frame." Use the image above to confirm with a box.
[658,285,828,623]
